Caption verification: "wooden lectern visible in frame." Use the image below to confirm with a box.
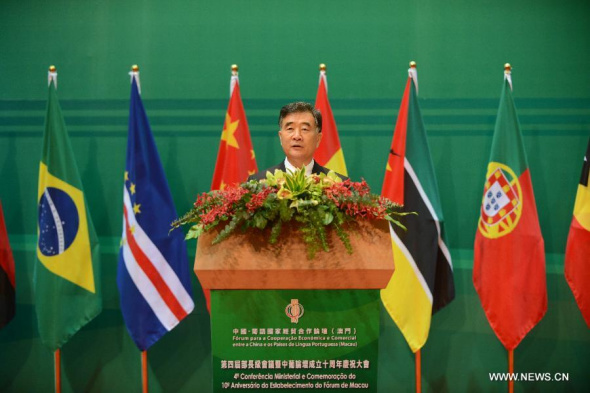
[195,219,394,393]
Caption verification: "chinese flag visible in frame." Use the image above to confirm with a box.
[205,78,257,312]
[314,71,347,176]
[211,81,257,190]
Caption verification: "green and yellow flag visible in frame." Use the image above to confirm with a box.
[35,75,101,350]
[381,64,455,352]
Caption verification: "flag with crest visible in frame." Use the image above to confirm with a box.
[473,68,547,350]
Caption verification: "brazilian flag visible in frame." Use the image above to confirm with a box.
[35,79,101,350]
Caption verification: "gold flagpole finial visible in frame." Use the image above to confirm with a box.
[48,65,58,88]
[504,63,512,74]
[319,63,327,72]
[231,64,239,75]
[129,65,141,93]
[409,61,417,68]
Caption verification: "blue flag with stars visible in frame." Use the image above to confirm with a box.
[117,75,194,351]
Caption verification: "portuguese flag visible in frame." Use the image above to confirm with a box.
[380,70,455,352]
[473,76,546,350]
[314,69,348,176]
[35,78,102,350]
[565,138,590,327]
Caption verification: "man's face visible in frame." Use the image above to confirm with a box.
[278,111,322,167]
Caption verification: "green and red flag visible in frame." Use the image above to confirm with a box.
[565,138,590,327]
[35,71,102,350]
[211,67,257,191]
[0,200,16,329]
[380,64,455,352]
[473,69,546,350]
[314,65,348,176]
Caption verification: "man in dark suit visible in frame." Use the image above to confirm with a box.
[248,102,348,181]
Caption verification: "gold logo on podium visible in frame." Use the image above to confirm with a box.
[285,299,304,323]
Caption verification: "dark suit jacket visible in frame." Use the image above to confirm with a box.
[247,161,349,181]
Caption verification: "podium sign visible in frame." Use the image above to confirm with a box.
[211,289,379,392]
[196,219,394,393]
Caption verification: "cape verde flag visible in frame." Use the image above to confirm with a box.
[118,75,194,350]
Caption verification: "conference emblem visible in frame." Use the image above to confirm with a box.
[285,299,304,323]
[37,162,96,292]
[478,162,523,239]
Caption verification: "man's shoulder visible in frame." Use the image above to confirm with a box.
[312,162,349,181]
[247,162,285,181]
[247,161,349,182]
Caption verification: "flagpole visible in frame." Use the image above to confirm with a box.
[230,64,239,97]
[142,350,149,393]
[50,65,60,393]
[504,62,515,393]
[409,60,422,393]
[48,65,57,88]
[504,63,513,90]
[54,349,61,393]
[508,349,514,393]
[319,63,327,92]
[130,64,141,94]
[415,349,422,393]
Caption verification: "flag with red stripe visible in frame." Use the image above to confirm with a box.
[314,67,348,176]
[118,73,194,350]
[0,200,16,329]
[380,66,454,352]
[565,137,590,327]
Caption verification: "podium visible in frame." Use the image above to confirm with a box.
[196,219,394,392]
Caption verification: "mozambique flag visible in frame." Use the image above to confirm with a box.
[314,69,347,176]
[565,138,590,327]
[36,79,101,350]
[473,75,546,350]
[0,201,16,329]
[380,71,455,352]
[211,78,257,190]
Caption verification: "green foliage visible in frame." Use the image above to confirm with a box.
[171,168,409,259]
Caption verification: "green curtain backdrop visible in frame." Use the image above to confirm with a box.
[1,0,589,391]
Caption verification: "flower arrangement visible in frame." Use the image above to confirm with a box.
[172,168,409,259]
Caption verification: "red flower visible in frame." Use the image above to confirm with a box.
[246,187,273,212]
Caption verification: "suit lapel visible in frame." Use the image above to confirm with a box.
[311,161,327,175]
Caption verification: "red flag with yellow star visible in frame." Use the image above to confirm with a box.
[211,77,257,190]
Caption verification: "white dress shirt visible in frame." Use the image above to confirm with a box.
[284,158,315,177]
